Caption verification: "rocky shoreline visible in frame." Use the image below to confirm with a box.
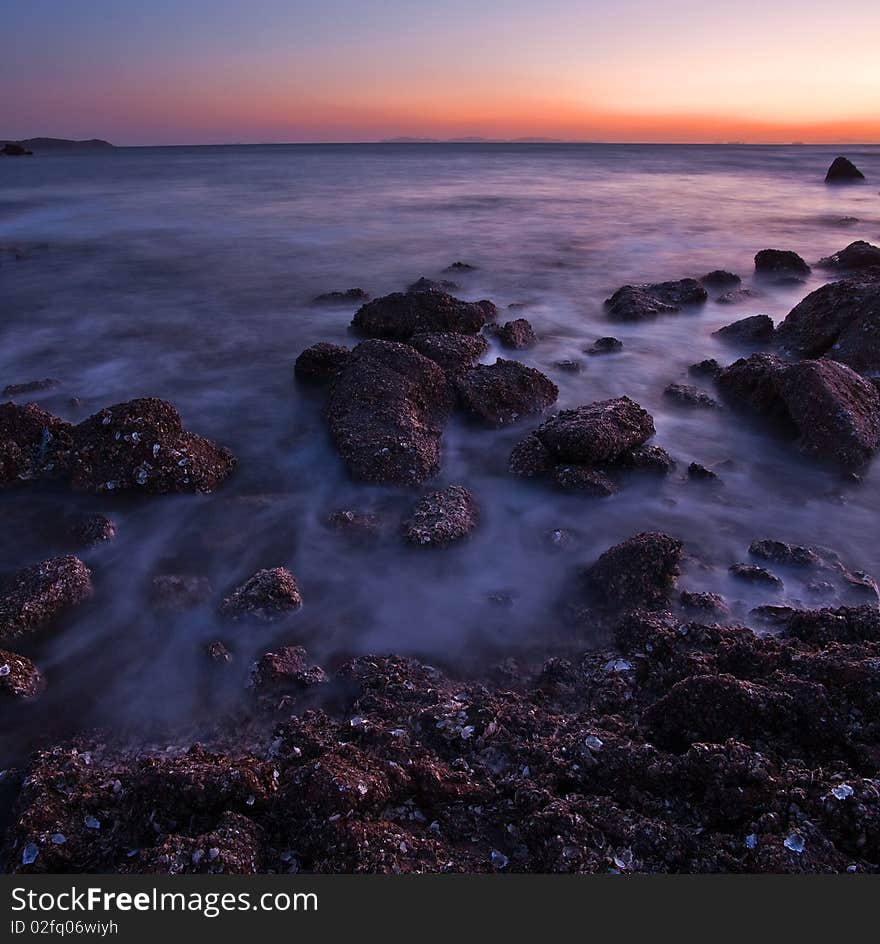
[2,156,880,874]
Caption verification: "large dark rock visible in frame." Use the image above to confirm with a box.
[713,314,775,345]
[532,398,654,464]
[327,340,455,484]
[294,342,351,384]
[402,485,478,547]
[453,359,558,427]
[490,318,538,349]
[351,291,495,340]
[220,568,302,621]
[825,156,865,183]
[583,532,683,610]
[0,556,93,642]
[699,270,741,288]
[717,354,880,468]
[0,649,46,700]
[0,402,72,487]
[754,249,810,278]
[70,399,235,495]
[586,336,623,355]
[605,279,707,320]
[774,274,880,372]
[408,332,488,373]
[817,241,880,272]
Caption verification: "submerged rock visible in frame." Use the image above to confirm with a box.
[220,568,302,621]
[717,288,761,305]
[0,649,46,700]
[713,314,774,345]
[679,590,730,617]
[408,332,488,373]
[326,340,454,484]
[407,277,457,293]
[3,379,61,397]
[688,358,722,379]
[0,402,72,487]
[700,270,741,288]
[294,343,351,383]
[552,465,618,495]
[445,261,476,272]
[151,574,212,612]
[825,156,865,183]
[249,646,328,698]
[583,531,683,610]
[817,241,880,271]
[605,279,707,320]
[663,383,720,409]
[326,509,383,537]
[489,318,537,349]
[754,249,810,278]
[402,485,478,547]
[687,462,719,481]
[352,291,495,339]
[0,556,92,642]
[453,359,558,427]
[586,337,623,355]
[70,399,235,495]
[69,513,116,547]
[749,539,819,568]
[717,354,880,469]
[312,288,369,305]
[729,563,783,588]
[774,274,880,372]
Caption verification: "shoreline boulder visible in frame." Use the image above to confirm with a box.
[0,556,93,642]
[605,279,707,321]
[402,485,478,547]
[489,318,538,349]
[533,398,654,464]
[352,291,496,340]
[713,314,775,345]
[754,249,810,278]
[825,156,865,183]
[294,342,351,384]
[220,568,302,621]
[0,402,72,487]
[0,649,46,700]
[817,241,880,272]
[583,531,683,610]
[408,333,488,373]
[453,359,558,427]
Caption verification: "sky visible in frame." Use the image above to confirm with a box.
[2,0,879,145]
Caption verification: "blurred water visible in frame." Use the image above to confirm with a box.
[1,143,879,755]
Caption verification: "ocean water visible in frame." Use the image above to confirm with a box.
[1,143,879,755]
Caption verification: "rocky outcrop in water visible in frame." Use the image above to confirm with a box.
[219,568,302,621]
[586,336,623,355]
[294,342,351,383]
[453,359,558,427]
[326,340,455,484]
[0,402,72,487]
[700,270,741,288]
[605,279,707,320]
[825,156,865,183]
[717,354,880,469]
[352,291,496,339]
[0,556,93,642]
[312,288,369,305]
[0,649,46,700]
[69,399,235,495]
[817,241,880,272]
[407,332,488,373]
[489,318,538,349]
[402,485,478,547]
[713,314,775,345]
[754,249,810,277]
[583,531,683,611]
[663,383,720,409]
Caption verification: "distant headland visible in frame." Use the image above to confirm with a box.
[1,137,114,155]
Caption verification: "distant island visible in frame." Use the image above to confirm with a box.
[0,137,114,155]
[382,136,568,144]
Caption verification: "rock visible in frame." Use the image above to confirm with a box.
[687,462,718,481]
[508,434,554,478]
[327,509,382,537]
[0,649,46,699]
[352,291,495,339]
[663,383,720,409]
[679,590,730,617]
[754,249,810,278]
[312,288,369,305]
[717,354,880,469]
[249,646,328,697]
[2,143,33,156]
[774,274,880,372]
[3,379,60,397]
[0,556,93,642]
[749,539,819,568]
[713,314,775,345]
[326,340,454,484]
[444,261,476,272]
[825,156,865,183]
[294,343,351,383]
[151,575,212,612]
[402,485,478,546]
[729,563,783,588]
[69,513,116,547]
[219,568,302,621]
[605,279,707,320]
[530,398,655,465]
[586,337,623,355]
[553,359,582,372]
[490,318,537,349]
[583,532,683,610]
[817,241,880,271]
[206,641,232,663]
[688,358,722,379]
[408,333,488,373]
[552,466,618,495]
[617,444,677,473]
[700,270,741,288]
[70,399,235,495]
[407,277,458,293]
[717,288,761,305]
[453,359,558,427]
[0,402,72,487]
[777,604,880,645]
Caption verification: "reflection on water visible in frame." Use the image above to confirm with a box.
[1,143,879,757]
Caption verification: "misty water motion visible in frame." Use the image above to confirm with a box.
[1,142,879,763]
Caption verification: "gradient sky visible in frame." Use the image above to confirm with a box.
[2,0,879,144]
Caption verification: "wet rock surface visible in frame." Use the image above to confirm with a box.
[0,556,93,642]
[717,354,880,469]
[0,649,46,700]
[402,485,478,547]
[219,568,303,621]
[664,383,720,409]
[825,156,865,183]
[0,402,72,487]
[605,279,707,320]
[586,337,623,355]
[70,399,236,495]
[150,575,212,612]
[326,340,455,484]
[312,288,369,305]
[408,332,488,373]
[69,513,116,547]
[774,274,880,373]
[294,343,351,383]
[713,314,775,345]
[3,379,61,398]
[754,249,811,278]
[583,531,683,611]
[352,291,495,340]
[453,359,558,427]
[818,241,880,272]
[700,270,741,288]
[489,318,538,349]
